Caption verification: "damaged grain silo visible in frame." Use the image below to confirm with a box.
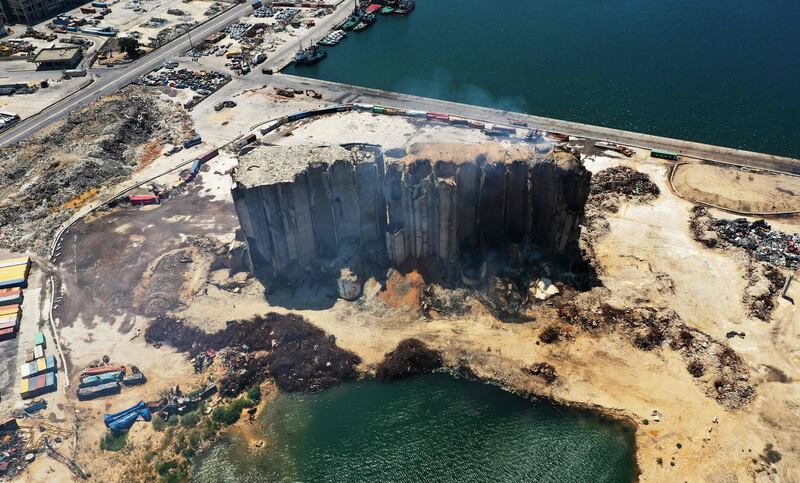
[230,143,591,294]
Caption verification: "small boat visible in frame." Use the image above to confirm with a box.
[365,4,382,15]
[394,0,414,14]
[380,6,394,14]
[304,47,328,65]
[293,47,308,64]
[341,12,361,30]
[353,13,376,31]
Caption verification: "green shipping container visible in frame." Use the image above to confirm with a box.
[650,148,678,160]
[35,331,46,347]
[372,106,385,114]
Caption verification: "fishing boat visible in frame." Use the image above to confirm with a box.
[380,6,394,14]
[394,0,414,14]
[293,45,308,64]
[365,4,382,15]
[341,12,361,30]
[304,45,328,65]
[353,13,376,31]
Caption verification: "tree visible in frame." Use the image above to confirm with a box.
[118,37,139,57]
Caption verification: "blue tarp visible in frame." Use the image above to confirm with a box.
[104,401,151,432]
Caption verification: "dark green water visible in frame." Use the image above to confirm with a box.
[193,374,636,482]
[284,0,800,158]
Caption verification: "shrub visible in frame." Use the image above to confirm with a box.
[642,419,649,425]
[188,430,201,449]
[180,412,200,429]
[100,430,128,452]
[152,416,165,432]
[156,459,178,476]
[167,414,179,426]
[247,385,262,403]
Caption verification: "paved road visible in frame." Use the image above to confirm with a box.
[0,3,251,147]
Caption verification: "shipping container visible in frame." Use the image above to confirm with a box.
[352,103,374,111]
[77,381,120,400]
[0,257,30,269]
[33,344,44,359]
[80,365,126,379]
[130,194,159,206]
[406,110,427,118]
[91,2,108,7]
[371,106,385,114]
[20,355,57,378]
[20,372,56,399]
[183,137,202,148]
[0,304,20,316]
[448,116,469,125]
[122,372,147,386]
[650,148,679,160]
[468,120,485,129]
[190,159,201,176]
[0,288,22,306]
[198,148,218,162]
[34,331,45,347]
[79,371,123,388]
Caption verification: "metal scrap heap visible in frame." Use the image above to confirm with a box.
[714,217,800,268]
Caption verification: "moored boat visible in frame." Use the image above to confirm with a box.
[394,0,414,14]
[380,6,394,14]
[341,12,361,30]
[353,13,376,31]
[304,47,328,65]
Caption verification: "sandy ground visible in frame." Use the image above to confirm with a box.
[671,162,800,214]
[0,77,93,120]
[5,102,799,481]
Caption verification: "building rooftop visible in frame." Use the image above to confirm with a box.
[33,46,80,63]
[234,145,375,188]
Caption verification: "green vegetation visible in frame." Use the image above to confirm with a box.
[211,396,257,426]
[100,430,128,452]
[152,416,165,432]
[167,414,179,426]
[180,412,200,428]
[247,385,262,402]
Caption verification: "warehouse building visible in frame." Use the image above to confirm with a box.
[33,45,82,69]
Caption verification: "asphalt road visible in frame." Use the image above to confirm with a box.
[0,2,252,148]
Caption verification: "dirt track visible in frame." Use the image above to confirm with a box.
[671,162,800,214]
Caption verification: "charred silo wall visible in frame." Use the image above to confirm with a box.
[231,144,590,282]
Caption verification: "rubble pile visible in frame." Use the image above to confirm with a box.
[523,362,558,384]
[557,298,755,409]
[0,86,191,254]
[690,206,799,269]
[0,40,36,57]
[203,2,225,16]
[743,262,784,321]
[145,313,361,392]
[376,339,443,381]
[690,206,788,320]
[136,249,194,316]
[151,22,194,48]
[420,284,473,317]
[0,420,29,478]
[583,166,660,239]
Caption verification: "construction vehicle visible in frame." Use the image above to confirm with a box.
[306,89,322,99]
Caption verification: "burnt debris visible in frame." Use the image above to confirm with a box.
[376,339,443,381]
[145,313,361,392]
[557,301,755,409]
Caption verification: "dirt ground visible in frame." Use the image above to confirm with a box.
[671,162,800,214]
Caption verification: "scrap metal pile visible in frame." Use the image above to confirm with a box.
[691,206,800,268]
[714,217,799,269]
[135,67,230,108]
